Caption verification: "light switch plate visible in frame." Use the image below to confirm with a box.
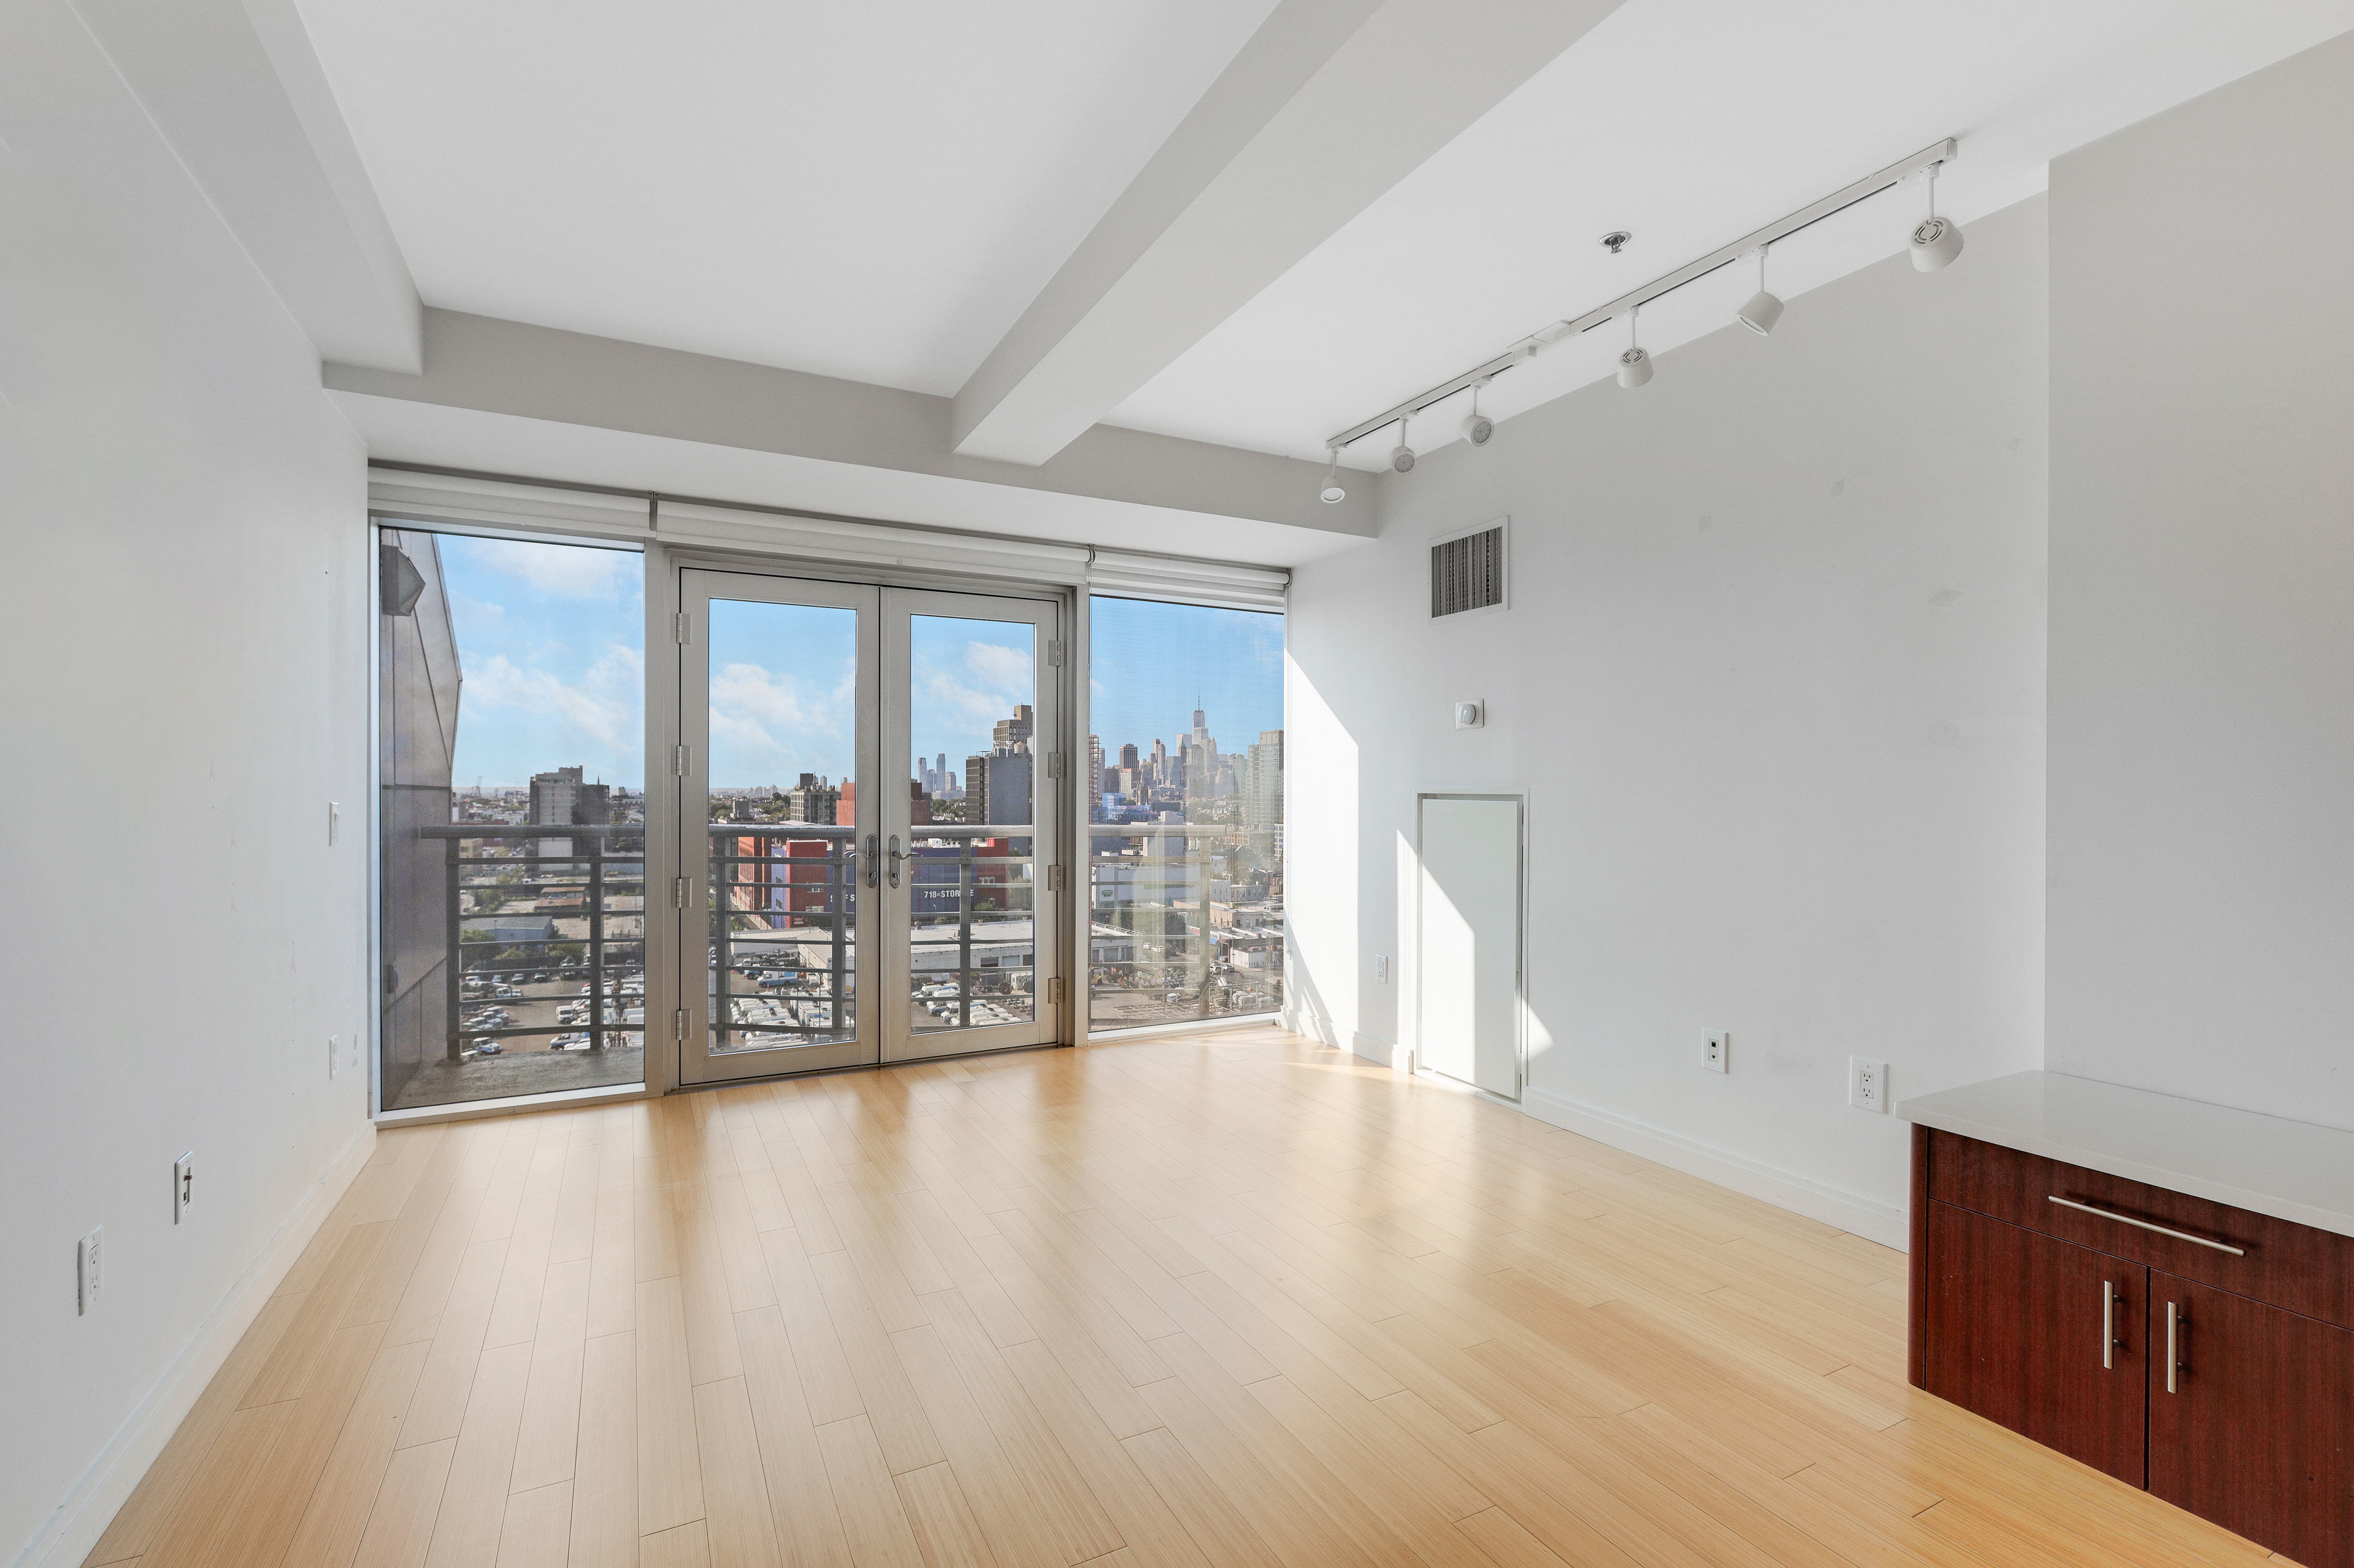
[174,1152,195,1222]
[79,1227,102,1314]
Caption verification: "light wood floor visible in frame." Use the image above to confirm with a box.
[88,1026,2289,1568]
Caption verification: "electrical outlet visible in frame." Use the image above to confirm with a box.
[1850,1057,1889,1113]
[1702,1032,1728,1073]
[79,1226,102,1314]
[1375,954,1388,983]
[174,1152,195,1222]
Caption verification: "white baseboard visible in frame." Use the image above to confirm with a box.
[1520,1085,1908,1250]
[1350,1031,1410,1072]
[1280,1008,1336,1047]
[15,1120,378,1568]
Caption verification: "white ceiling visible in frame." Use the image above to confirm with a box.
[294,0,1279,396]
[1111,0,2354,466]
[299,0,2354,466]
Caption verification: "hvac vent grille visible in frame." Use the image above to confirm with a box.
[1430,526,1505,618]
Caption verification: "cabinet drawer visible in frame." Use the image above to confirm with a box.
[1929,1130,2354,1331]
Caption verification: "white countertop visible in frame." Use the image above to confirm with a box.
[1899,1070,2354,1241]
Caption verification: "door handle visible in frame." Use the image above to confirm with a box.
[865,835,878,889]
[2166,1300,2182,1394]
[888,835,902,889]
[2102,1280,2117,1370]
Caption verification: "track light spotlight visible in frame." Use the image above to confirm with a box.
[1617,306,1652,389]
[1910,162,1963,272]
[1390,417,1416,473]
[1461,379,1494,446]
[1736,245,1784,336]
[1318,447,1346,505]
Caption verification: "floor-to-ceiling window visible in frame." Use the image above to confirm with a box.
[1086,596,1284,1031]
[377,527,646,1111]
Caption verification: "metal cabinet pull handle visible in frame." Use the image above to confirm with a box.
[865,835,878,889]
[2102,1280,2116,1370]
[888,834,902,889]
[2047,1195,2246,1255]
[2166,1300,2181,1394]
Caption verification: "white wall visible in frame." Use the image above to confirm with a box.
[0,7,372,1563]
[1285,197,2050,1243]
[2047,33,2354,1128]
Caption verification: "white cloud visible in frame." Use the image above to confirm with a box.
[462,642,641,749]
[463,537,638,599]
[965,641,1032,693]
[709,662,847,764]
[448,592,506,631]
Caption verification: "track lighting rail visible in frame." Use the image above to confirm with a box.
[1325,137,1958,452]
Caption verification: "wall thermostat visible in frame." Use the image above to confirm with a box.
[1454,700,1484,729]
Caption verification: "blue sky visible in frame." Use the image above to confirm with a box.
[436,538,1284,788]
[1089,596,1283,762]
[703,606,1036,789]
[441,534,645,789]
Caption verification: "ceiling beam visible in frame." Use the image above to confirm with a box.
[73,0,422,372]
[949,0,1627,467]
[325,310,1376,543]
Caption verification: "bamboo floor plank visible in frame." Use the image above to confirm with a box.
[83,1026,2285,1568]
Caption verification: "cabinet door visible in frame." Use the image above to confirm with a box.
[2150,1273,2354,1568]
[1924,1201,2147,1485]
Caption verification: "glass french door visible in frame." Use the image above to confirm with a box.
[882,588,1060,1063]
[678,570,1061,1083]
[680,572,879,1081]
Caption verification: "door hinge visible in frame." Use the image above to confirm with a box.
[1047,976,1065,1005]
[1047,751,1066,779]
[673,876,687,910]
[673,1008,687,1041]
[673,743,688,777]
[1047,639,1066,667]
[1046,865,1065,893]
[674,609,690,644]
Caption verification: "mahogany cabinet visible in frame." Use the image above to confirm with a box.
[1912,1124,2354,1566]
[2147,1271,2354,1568]
[1922,1198,2147,1484]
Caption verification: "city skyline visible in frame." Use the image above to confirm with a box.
[1087,596,1283,769]
[435,539,1284,795]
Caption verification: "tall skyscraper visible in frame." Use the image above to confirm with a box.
[1184,702,1220,806]
[1245,729,1284,859]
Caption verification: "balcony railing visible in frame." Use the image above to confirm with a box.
[707,821,858,1051]
[1088,821,1282,1031]
[418,823,648,1062]
[404,817,1281,1065]
[711,821,1041,1050]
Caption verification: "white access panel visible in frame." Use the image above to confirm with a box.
[1416,795,1524,1100]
